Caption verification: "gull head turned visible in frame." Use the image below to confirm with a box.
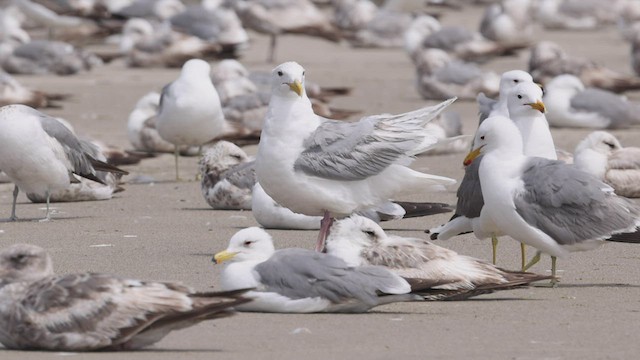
[575,131,622,156]
[271,62,306,98]
[465,115,523,165]
[507,81,546,117]
[324,215,385,266]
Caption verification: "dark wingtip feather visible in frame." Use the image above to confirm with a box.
[395,201,454,218]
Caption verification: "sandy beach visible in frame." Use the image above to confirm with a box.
[2,4,640,359]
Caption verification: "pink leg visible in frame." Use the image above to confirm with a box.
[315,210,333,252]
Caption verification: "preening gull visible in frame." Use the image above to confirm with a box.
[256,61,456,251]
[466,115,640,283]
[157,59,229,180]
[574,131,640,198]
[213,227,419,313]
[543,74,640,129]
[0,244,250,351]
[0,104,128,221]
[325,215,552,300]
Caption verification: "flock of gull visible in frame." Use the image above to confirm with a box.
[1,0,640,353]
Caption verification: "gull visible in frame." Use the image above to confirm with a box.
[231,0,340,63]
[127,91,200,155]
[477,69,534,122]
[212,227,419,313]
[325,215,553,300]
[536,0,601,30]
[466,115,640,283]
[114,0,186,20]
[0,104,128,221]
[412,48,500,100]
[421,111,471,155]
[199,141,256,210]
[0,6,30,45]
[0,69,68,108]
[169,2,249,57]
[119,18,226,68]
[431,78,556,267]
[13,0,86,36]
[405,15,524,63]
[479,0,534,48]
[346,9,414,48]
[574,131,640,198]
[529,41,640,92]
[332,0,378,33]
[157,58,232,180]
[0,243,250,351]
[256,61,456,251]
[0,40,102,75]
[543,74,640,129]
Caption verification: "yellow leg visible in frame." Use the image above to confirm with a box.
[491,235,498,265]
[174,146,180,181]
[523,251,541,271]
[521,243,527,271]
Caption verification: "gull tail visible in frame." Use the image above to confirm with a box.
[607,228,640,243]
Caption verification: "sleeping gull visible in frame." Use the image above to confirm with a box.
[325,215,552,300]
[574,131,640,198]
[431,72,553,267]
[157,58,230,180]
[0,243,250,351]
[479,0,534,48]
[213,227,420,313]
[412,48,500,101]
[466,115,640,283]
[0,104,128,221]
[543,74,640,129]
[0,69,68,108]
[0,40,102,75]
[256,61,456,251]
[529,41,640,92]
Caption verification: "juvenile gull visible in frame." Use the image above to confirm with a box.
[466,115,640,283]
[0,104,128,221]
[157,58,229,180]
[574,131,640,198]
[325,215,552,300]
[0,243,250,351]
[543,74,640,129]
[213,227,419,313]
[256,61,456,250]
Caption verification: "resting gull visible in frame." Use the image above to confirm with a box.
[479,0,534,48]
[213,227,419,313]
[0,40,102,75]
[574,131,640,198]
[466,115,640,283]
[543,74,640,129]
[0,104,128,221]
[256,61,456,250]
[0,69,68,108]
[325,215,552,300]
[0,243,250,351]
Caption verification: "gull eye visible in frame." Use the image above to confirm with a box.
[604,141,616,149]
[277,71,283,76]
[513,79,519,83]
[364,230,376,237]
[480,135,485,140]
[302,71,305,76]
[517,95,522,99]
[243,240,253,246]
[11,254,27,263]
[230,154,243,160]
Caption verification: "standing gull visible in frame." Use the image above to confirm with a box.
[466,116,640,283]
[213,227,419,313]
[574,131,640,198]
[157,58,228,180]
[0,244,250,351]
[0,104,128,221]
[543,74,640,129]
[325,215,552,300]
[256,61,456,251]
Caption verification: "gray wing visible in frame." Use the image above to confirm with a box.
[477,92,497,124]
[170,6,223,41]
[157,81,174,115]
[293,101,452,180]
[422,26,475,51]
[570,88,635,129]
[255,249,404,306]
[514,158,640,245]
[221,160,256,190]
[433,61,482,85]
[454,155,484,218]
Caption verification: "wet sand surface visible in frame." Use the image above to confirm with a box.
[2,4,640,359]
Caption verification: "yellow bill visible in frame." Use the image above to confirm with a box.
[527,100,546,113]
[288,80,303,97]
[463,145,484,166]
[212,250,238,264]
